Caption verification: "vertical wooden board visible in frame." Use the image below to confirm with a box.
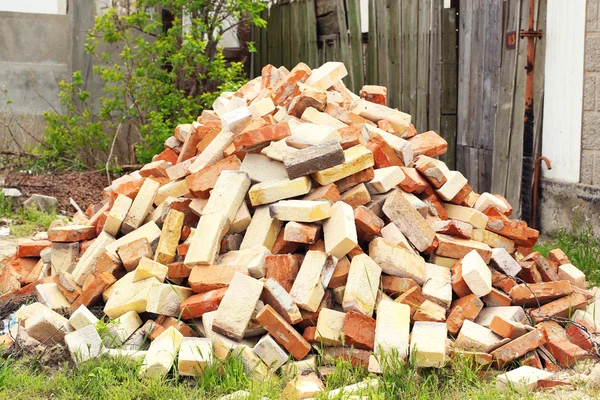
[389,0,402,109]
[295,1,305,65]
[479,149,493,193]
[457,0,473,147]
[268,4,282,67]
[400,0,411,112]
[307,0,319,68]
[533,0,547,162]
[455,144,468,182]
[281,3,292,69]
[440,115,457,168]
[376,0,389,91]
[480,0,502,152]
[506,0,531,217]
[468,147,480,192]
[416,0,431,131]
[367,0,379,84]
[407,0,419,118]
[428,0,442,134]
[336,0,353,89]
[491,0,522,195]
[466,1,483,149]
[441,7,458,115]
[542,0,585,182]
[347,0,364,92]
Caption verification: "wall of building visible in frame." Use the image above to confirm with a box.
[540,0,600,234]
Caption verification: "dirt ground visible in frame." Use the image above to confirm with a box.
[2,171,112,213]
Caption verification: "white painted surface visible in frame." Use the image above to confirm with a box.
[542,0,586,182]
[0,0,66,14]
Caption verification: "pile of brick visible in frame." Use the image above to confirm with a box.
[1,61,599,396]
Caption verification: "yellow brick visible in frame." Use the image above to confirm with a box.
[248,176,312,206]
[154,209,184,265]
[312,145,374,185]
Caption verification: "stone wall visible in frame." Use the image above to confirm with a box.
[540,0,600,235]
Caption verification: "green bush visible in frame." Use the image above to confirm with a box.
[36,0,267,171]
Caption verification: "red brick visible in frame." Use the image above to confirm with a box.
[284,222,321,244]
[509,280,573,307]
[271,63,312,106]
[178,288,228,319]
[322,347,370,368]
[167,261,191,279]
[303,183,341,203]
[565,320,596,352]
[265,254,302,292]
[234,122,291,152]
[139,160,170,178]
[483,207,539,247]
[529,293,588,322]
[548,249,570,266]
[54,273,82,303]
[367,141,403,169]
[447,294,484,335]
[354,206,384,242]
[338,124,366,149]
[433,219,472,239]
[346,244,364,260]
[16,239,50,258]
[185,155,242,198]
[153,147,179,165]
[546,339,589,367]
[368,132,404,167]
[116,237,153,272]
[256,305,311,360]
[481,288,512,307]
[48,225,96,243]
[328,257,350,288]
[377,119,395,133]
[69,271,116,311]
[335,168,375,192]
[537,380,572,389]
[381,276,419,297]
[489,316,526,339]
[421,193,448,220]
[399,167,430,194]
[341,311,375,350]
[302,326,318,344]
[188,265,249,293]
[151,316,196,340]
[491,269,517,293]
[178,125,217,164]
[451,261,472,298]
[94,251,125,278]
[271,229,301,255]
[360,85,387,106]
[408,131,448,158]
[307,239,326,253]
[395,286,426,316]
[491,328,549,367]
[195,126,221,154]
[517,261,544,284]
[520,350,543,369]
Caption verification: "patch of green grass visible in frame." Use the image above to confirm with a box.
[534,211,600,286]
[0,192,58,237]
[0,350,533,400]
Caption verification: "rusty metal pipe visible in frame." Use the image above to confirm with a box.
[532,156,551,230]
[520,0,543,224]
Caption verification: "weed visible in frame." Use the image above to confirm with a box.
[534,210,600,286]
[9,205,58,238]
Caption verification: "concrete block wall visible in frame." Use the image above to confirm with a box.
[540,0,600,235]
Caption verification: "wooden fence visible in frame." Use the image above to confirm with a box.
[254,0,547,218]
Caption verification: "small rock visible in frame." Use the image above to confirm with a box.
[49,219,66,230]
[588,363,600,390]
[2,188,22,198]
[23,194,58,212]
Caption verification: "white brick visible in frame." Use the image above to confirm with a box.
[286,122,342,149]
[456,320,508,353]
[239,153,288,183]
[202,171,251,223]
[72,231,116,285]
[65,325,102,364]
[366,166,404,194]
[145,283,193,317]
[239,206,283,253]
[140,326,184,378]
[368,237,426,284]
[380,223,418,255]
[104,194,133,236]
[188,131,234,174]
[108,310,142,344]
[260,139,299,162]
[496,366,553,393]
[218,246,271,279]
[474,192,510,214]
[374,300,410,359]
[253,334,288,371]
[249,97,275,118]
[301,107,347,128]
[443,203,488,229]
[323,201,357,259]
[222,107,252,134]
[316,308,346,345]
[410,322,447,368]
[24,307,72,344]
[212,273,264,341]
[354,98,411,134]
[105,221,160,259]
[228,201,252,234]
[436,171,468,201]
[184,213,229,266]
[461,250,492,297]
[263,278,302,324]
[290,251,336,312]
[475,306,528,327]
[178,337,213,376]
[281,373,325,399]
[305,62,347,90]
[69,305,99,330]
[122,178,160,233]
[35,283,70,310]
[558,263,586,288]
[422,263,452,308]
[248,176,312,206]
[132,257,168,282]
[103,276,160,318]
[342,254,381,317]
[269,200,332,222]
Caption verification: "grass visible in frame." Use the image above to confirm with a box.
[0,348,539,400]
[534,211,600,286]
[0,192,58,237]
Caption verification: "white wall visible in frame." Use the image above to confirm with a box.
[542,0,586,182]
[0,0,66,14]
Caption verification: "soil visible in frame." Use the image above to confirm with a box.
[1,171,112,214]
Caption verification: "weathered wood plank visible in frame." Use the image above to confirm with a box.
[306,0,319,68]
[367,0,379,84]
[533,0,547,165]
[467,1,483,152]
[388,0,401,109]
[491,0,522,196]
[457,0,473,148]
[376,0,389,91]
[415,0,430,131]
[267,4,282,67]
[439,6,458,169]
[407,0,419,118]
[346,0,364,92]
[336,0,353,89]
[506,0,531,217]
[428,0,442,134]
[281,3,292,68]
[291,0,301,67]
[440,115,457,169]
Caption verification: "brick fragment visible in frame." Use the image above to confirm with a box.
[432,219,472,239]
[117,237,153,272]
[491,328,549,367]
[48,225,96,243]
[17,239,50,258]
[529,293,588,322]
[488,316,528,339]
[256,304,311,360]
[483,207,539,247]
[360,85,387,105]
[509,280,573,307]
[185,155,241,198]
[178,288,228,319]
[548,249,570,265]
